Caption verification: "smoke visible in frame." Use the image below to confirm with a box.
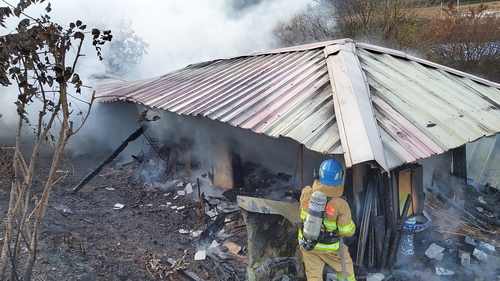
[18,0,309,80]
[417,152,500,280]
[0,0,311,159]
[144,109,328,188]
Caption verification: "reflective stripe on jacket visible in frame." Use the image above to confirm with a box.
[300,209,346,233]
[298,229,339,252]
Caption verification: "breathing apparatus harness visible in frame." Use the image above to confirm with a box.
[300,190,339,251]
[300,160,344,251]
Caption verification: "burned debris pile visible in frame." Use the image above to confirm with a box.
[78,137,294,280]
[349,164,500,281]
[405,179,500,280]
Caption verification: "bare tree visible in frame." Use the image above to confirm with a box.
[0,1,112,279]
[273,0,430,50]
[416,3,500,82]
[273,3,336,47]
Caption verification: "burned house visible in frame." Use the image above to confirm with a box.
[94,39,500,280]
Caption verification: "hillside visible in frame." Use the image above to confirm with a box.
[416,1,500,18]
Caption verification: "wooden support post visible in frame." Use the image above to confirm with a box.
[211,138,233,189]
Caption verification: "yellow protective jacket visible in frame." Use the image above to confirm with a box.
[298,179,355,252]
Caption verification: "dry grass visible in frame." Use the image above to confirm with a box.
[424,194,499,248]
[415,1,500,18]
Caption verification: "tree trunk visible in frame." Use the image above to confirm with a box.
[0,118,25,279]
[23,79,71,281]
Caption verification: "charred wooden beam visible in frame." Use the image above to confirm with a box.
[386,194,412,269]
[355,181,374,267]
[374,215,385,269]
[72,125,146,193]
[379,228,392,270]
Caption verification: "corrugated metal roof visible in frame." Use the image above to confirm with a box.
[357,46,500,168]
[324,43,389,171]
[97,44,343,155]
[96,39,500,170]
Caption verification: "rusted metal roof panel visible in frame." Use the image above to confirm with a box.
[97,48,343,155]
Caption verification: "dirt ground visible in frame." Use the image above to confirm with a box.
[0,140,249,281]
[1,137,499,281]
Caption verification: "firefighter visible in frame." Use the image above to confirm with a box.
[298,158,356,281]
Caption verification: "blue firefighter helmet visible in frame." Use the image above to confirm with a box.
[318,158,344,186]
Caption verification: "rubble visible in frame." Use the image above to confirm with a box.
[472,248,488,261]
[425,243,445,260]
[465,235,497,254]
[191,230,202,237]
[209,240,220,249]
[366,273,385,281]
[194,251,206,261]
[166,257,205,281]
[216,201,239,213]
[435,267,454,276]
[65,135,499,280]
[112,203,124,210]
[207,197,221,205]
[222,240,241,255]
[459,250,471,267]
[185,183,193,194]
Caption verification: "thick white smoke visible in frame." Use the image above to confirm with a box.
[0,0,312,158]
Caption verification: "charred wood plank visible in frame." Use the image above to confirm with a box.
[383,172,396,234]
[198,214,227,246]
[379,228,392,270]
[386,194,412,269]
[374,215,385,269]
[355,181,374,267]
[368,219,374,269]
[72,125,146,193]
